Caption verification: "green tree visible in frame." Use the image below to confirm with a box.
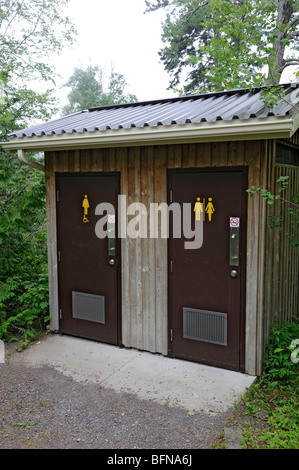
[0,0,76,129]
[0,0,76,343]
[145,0,299,93]
[62,66,138,115]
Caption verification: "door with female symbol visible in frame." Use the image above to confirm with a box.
[168,167,247,372]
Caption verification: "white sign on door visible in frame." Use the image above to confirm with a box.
[230,217,240,228]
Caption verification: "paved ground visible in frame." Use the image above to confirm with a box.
[8,333,255,414]
[0,334,257,450]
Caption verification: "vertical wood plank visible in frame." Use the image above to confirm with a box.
[92,148,103,171]
[166,144,176,168]
[255,140,267,375]
[196,142,211,167]
[182,143,196,167]
[228,141,241,166]
[45,152,59,331]
[167,143,182,168]
[141,146,157,352]
[73,149,80,172]
[68,150,75,172]
[118,147,130,348]
[244,140,261,375]
[263,140,275,358]
[134,147,143,350]
[154,146,168,355]
[127,147,137,347]
[79,149,87,171]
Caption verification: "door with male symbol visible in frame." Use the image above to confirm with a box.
[168,167,247,372]
[193,197,215,221]
[56,172,121,345]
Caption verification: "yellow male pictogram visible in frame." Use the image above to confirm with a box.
[205,197,215,222]
[193,197,203,221]
[82,194,90,223]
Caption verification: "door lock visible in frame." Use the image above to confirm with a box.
[109,259,115,266]
[229,218,240,266]
[230,269,238,278]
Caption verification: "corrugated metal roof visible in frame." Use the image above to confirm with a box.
[8,84,299,139]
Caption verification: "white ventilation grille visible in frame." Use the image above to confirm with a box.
[72,291,105,324]
[183,307,227,346]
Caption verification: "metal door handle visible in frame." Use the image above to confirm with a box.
[229,226,239,266]
[230,270,238,278]
[108,214,116,256]
[109,259,115,266]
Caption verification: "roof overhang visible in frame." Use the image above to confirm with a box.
[1,115,298,152]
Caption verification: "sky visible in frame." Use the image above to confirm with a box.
[40,0,298,113]
[52,0,177,108]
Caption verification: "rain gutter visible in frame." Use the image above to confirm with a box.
[1,116,297,152]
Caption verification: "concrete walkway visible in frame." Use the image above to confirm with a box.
[10,334,255,414]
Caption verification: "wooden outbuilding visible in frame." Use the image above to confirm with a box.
[2,84,299,376]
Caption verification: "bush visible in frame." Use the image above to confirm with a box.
[264,318,299,384]
[234,319,299,449]
[0,229,50,348]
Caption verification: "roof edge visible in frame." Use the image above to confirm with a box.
[1,116,295,152]
[87,82,299,112]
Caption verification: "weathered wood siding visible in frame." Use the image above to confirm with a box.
[45,140,268,375]
[262,139,299,361]
[45,147,169,355]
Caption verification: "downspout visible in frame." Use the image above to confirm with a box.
[17,149,45,172]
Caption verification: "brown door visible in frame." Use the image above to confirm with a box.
[56,173,120,345]
[168,167,247,371]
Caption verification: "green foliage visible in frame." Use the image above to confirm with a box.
[0,226,50,346]
[146,0,299,93]
[0,160,47,272]
[0,153,50,345]
[146,0,219,93]
[247,176,299,248]
[237,320,299,449]
[258,85,287,109]
[247,175,290,204]
[240,382,299,448]
[0,0,76,83]
[190,0,262,92]
[264,319,299,384]
[0,0,76,348]
[62,66,138,115]
[0,0,76,133]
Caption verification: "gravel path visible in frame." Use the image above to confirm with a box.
[0,359,232,450]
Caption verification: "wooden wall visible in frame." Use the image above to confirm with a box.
[262,138,299,360]
[45,140,268,375]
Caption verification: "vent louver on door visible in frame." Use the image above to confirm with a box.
[183,307,227,346]
[72,291,105,324]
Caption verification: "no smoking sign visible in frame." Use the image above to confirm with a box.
[230,217,240,228]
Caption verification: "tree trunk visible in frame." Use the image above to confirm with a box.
[267,0,294,84]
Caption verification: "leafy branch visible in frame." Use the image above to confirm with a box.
[247,176,299,247]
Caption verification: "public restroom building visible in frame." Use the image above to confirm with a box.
[2,85,299,376]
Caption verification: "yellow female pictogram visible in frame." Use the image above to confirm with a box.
[205,197,215,222]
[82,194,90,223]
